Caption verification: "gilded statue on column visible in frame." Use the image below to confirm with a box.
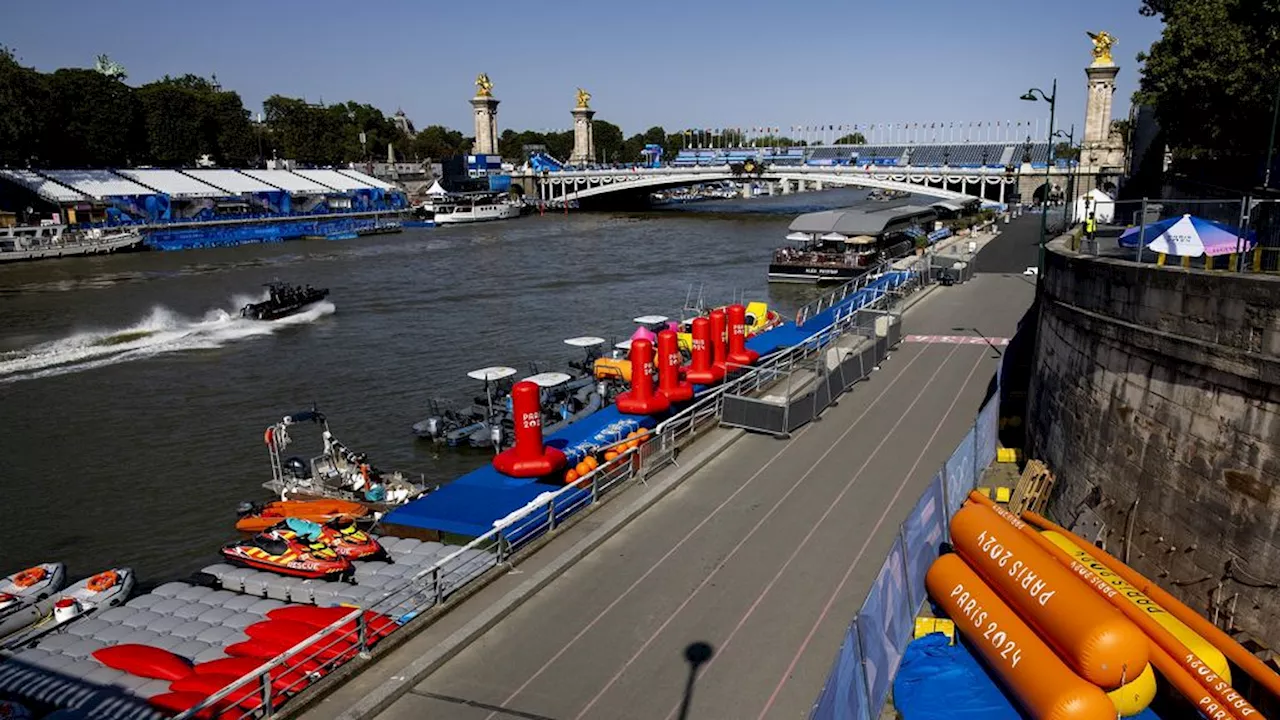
[475,73,494,97]
[1086,31,1116,66]
[576,87,591,108]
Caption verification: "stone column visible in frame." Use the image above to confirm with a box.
[1081,63,1126,176]
[570,106,596,165]
[471,95,500,156]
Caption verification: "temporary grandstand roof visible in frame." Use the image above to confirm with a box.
[182,169,281,194]
[42,170,156,200]
[292,169,376,191]
[116,169,228,199]
[789,204,937,237]
[0,169,90,203]
[239,170,335,195]
[339,169,397,190]
[929,199,978,213]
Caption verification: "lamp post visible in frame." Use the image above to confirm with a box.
[1052,124,1076,229]
[1021,79,1057,276]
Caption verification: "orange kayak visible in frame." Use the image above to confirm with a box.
[235,499,371,533]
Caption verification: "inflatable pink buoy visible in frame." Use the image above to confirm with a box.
[657,330,694,403]
[683,316,724,385]
[493,381,567,477]
[630,326,657,344]
[616,338,671,415]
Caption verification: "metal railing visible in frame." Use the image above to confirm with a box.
[793,260,893,328]
[176,268,919,719]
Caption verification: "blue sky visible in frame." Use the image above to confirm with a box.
[4,0,1163,141]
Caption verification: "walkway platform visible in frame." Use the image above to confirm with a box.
[298,215,1039,719]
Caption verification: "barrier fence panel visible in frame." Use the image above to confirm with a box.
[901,475,946,613]
[810,621,871,720]
[855,535,912,713]
[943,427,977,520]
[972,395,999,480]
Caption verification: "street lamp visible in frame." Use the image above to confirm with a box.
[1052,124,1076,229]
[1021,79,1057,276]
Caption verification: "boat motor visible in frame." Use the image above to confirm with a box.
[490,423,504,448]
[235,501,263,518]
[423,416,441,438]
[284,457,310,480]
[52,597,83,624]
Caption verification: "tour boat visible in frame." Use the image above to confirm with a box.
[0,224,143,263]
[432,193,522,224]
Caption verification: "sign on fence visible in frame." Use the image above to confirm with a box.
[973,396,999,480]
[901,476,946,612]
[855,536,912,713]
[944,427,977,519]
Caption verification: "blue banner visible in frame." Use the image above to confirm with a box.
[973,396,999,481]
[856,536,912,713]
[944,428,977,520]
[810,621,871,720]
[901,476,946,612]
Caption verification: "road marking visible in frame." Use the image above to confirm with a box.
[905,334,1009,345]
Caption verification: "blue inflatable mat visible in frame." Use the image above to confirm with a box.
[894,634,1163,720]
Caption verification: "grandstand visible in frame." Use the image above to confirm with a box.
[0,166,407,228]
[667,142,1057,169]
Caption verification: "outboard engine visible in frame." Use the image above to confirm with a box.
[53,597,83,623]
[284,457,310,480]
[235,501,262,518]
[424,416,441,437]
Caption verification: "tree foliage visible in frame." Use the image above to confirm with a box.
[834,132,867,145]
[1136,0,1280,161]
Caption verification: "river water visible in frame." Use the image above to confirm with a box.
[0,188,877,583]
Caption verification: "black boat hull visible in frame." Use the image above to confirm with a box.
[242,288,330,320]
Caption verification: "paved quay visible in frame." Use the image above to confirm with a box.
[300,217,1042,720]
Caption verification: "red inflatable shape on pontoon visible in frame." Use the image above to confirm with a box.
[709,308,729,373]
[656,330,694,403]
[492,381,568,478]
[725,304,760,367]
[615,337,670,415]
[682,316,724,384]
[267,605,398,639]
[148,691,218,719]
[93,644,193,681]
[169,672,270,711]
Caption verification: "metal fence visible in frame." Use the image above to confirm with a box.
[173,266,927,720]
[1072,196,1280,272]
[808,346,1006,720]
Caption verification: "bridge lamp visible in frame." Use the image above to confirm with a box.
[1020,78,1057,278]
[1052,124,1077,228]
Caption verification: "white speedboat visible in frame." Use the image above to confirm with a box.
[432,193,522,224]
[0,225,144,262]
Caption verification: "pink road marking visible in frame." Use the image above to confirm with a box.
[571,344,963,720]
[478,344,932,720]
[753,349,988,719]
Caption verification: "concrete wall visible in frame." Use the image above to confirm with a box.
[1029,238,1280,649]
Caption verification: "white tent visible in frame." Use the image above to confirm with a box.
[425,180,448,196]
[1074,188,1115,224]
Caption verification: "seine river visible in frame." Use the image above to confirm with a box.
[0,188,876,583]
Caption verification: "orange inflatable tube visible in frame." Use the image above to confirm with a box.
[950,503,1150,688]
[1021,509,1280,703]
[963,496,1263,719]
[926,553,1116,720]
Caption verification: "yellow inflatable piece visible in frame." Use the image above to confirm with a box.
[1042,531,1231,684]
[593,357,630,382]
[674,302,782,352]
[1107,661,1157,717]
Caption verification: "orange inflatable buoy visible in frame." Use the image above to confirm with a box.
[603,450,618,462]
[926,553,1116,720]
[13,567,47,588]
[584,456,599,471]
[87,570,119,593]
[264,427,275,447]
[564,469,579,486]
[950,503,1149,689]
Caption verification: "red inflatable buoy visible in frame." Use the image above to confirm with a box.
[709,308,729,374]
[683,316,724,385]
[492,381,568,478]
[725,304,760,367]
[615,338,670,415]
[267,605,397,640]
[193,657,293,693]
[656,330,693,403]
[148,692,217,719]
[93,644,193,681]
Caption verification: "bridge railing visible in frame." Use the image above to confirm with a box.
[807,340,1007,720]
[175,269,919,720]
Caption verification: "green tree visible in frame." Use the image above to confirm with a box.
[591,120,625,163]
[44,68,141,167]
[1053,142,1081,161]
[1135,0,1280,161]
[834,132,867,145]
[411,124,467,160]
[0,47,50,167]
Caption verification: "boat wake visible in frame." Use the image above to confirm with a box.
[0,293,335,383]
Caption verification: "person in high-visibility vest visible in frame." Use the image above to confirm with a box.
[1085,213,1097,240]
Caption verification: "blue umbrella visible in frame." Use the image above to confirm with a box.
[1118,214,1257,257]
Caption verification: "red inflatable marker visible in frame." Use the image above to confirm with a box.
[492,380,567,477]
[93,644,193,681]
[709,309,729,373]
[683,316,724,385]
[725,304,760,367]
[656,329,694,403]
[616,337,671,415]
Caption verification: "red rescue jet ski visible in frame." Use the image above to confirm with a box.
[271,519,387,562]
[220,528,352,580]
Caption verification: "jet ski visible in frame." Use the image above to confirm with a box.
[0,563,67,638]
[240,281,329,321]
[235,498,372,534]
[1,567,134,649]
[274,518,387,562]
[221,528,353,580]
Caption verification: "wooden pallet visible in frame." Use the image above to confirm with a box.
[1008,459,1055,516]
